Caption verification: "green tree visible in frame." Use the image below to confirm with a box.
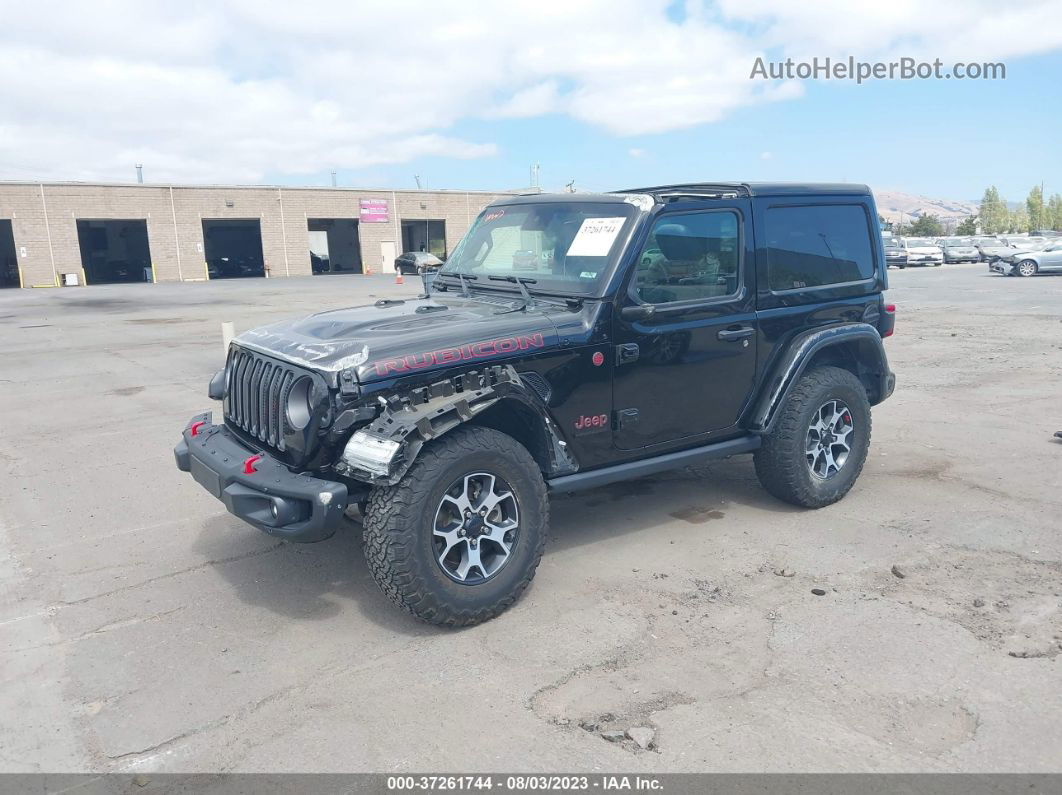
[956,215,978,235]
[908,214,944,237]
[1026,185,1046,231]
[1048,193,1062,231]
[979,186,1008,234]
[1008,207,1029,233]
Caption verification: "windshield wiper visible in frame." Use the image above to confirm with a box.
[438,271,478,297]
[488,275,537,309]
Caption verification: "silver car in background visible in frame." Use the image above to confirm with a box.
[991,240,1062,276]
[939,237,980,263]
[978,237,1048,263]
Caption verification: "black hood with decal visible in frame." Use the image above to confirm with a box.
[234,294,562,384]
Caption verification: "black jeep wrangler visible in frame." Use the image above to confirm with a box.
[176,183,896,626]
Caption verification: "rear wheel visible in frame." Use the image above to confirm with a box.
[363,426,547,626]
[754,366,871,508]
[1016,260,1038,277]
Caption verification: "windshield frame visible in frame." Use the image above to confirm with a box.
[435,197,648,299]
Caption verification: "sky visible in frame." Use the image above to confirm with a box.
[1,0,1060,202]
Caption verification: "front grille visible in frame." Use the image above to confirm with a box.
[224,346,302,452]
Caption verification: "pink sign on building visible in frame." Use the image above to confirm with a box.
[359,198,390,223]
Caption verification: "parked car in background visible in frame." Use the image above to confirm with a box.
[883,238,908,268]
[978,237,1047,263]
[901,237,943,266]
[937,237,980,263]
[991,240,1062,276]
[395,251,444,275]
[512,249,539,270]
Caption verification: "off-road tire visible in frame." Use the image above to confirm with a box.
[754,366,871,509]
[363,426,548,627]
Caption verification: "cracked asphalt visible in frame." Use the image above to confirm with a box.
[1,265,1060,772]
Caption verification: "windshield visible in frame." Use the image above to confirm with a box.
[906,238,936,247]
[438,201,638,295]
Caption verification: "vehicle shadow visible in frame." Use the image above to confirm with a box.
[191,458,797,634]
[549,457,801,553]
[192,514,443,637]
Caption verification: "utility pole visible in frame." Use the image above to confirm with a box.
[331,170,337,187]
[135,164,144,184]
[414,175,422,190]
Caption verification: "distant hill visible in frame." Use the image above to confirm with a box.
[873,189,978,224]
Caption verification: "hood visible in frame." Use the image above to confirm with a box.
[234,294,561,384]
[907,246,940,254]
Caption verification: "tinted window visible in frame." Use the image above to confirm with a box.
[766,205,875,291]
[633,211,740,304]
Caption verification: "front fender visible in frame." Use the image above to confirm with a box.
[335,365,575,486]
[747,323,894,434]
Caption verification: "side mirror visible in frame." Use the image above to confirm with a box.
[621,303,656,321]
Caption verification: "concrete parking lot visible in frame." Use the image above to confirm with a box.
[1,266,1060,773]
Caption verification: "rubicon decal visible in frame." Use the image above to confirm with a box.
[371,333,545,376]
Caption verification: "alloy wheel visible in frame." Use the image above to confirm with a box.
[433,472,519,584]
[805,400,854,480]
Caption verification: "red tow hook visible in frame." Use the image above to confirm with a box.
[242,454,264,474]
[189,421,207,437]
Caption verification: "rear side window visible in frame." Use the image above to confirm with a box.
[765,204,876,291]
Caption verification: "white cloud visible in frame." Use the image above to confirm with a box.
[0,0,1059,183]
[628,148,647,158]
[760,151,773,160]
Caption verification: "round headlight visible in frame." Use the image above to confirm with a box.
[285,377,313,430]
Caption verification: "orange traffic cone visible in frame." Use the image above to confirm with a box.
[395,270,404,285]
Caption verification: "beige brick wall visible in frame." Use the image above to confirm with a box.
[0,182,515,287]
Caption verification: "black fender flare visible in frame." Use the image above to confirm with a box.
[747,323,894,434]
[337,366,574,486]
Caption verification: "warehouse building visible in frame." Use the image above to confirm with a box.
[0,182,516,288]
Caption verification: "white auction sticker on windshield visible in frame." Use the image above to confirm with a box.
[566,216,626,257]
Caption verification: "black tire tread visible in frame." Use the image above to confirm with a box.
[754,365,871,509]
[362,426,547,627]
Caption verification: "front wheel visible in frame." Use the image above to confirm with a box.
[754,366,871,508]
[363,426,548,626]
[1016,260,1038,277]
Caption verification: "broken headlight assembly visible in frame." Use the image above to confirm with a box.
[341,430,401,477]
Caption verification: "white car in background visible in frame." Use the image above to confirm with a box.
[901,237,944,266]
[991,240,1062,276]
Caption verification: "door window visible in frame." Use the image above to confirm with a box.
[632,211,741,304]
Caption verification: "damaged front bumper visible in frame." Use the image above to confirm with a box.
[174,412,347,542]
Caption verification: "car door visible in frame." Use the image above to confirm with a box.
[1039,243,1062,271]
[612,203,757,450]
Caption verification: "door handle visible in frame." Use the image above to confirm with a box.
[717,326,754,342]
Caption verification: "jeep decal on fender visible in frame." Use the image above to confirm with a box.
[573,413,609,434]
[371,333,545,376]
